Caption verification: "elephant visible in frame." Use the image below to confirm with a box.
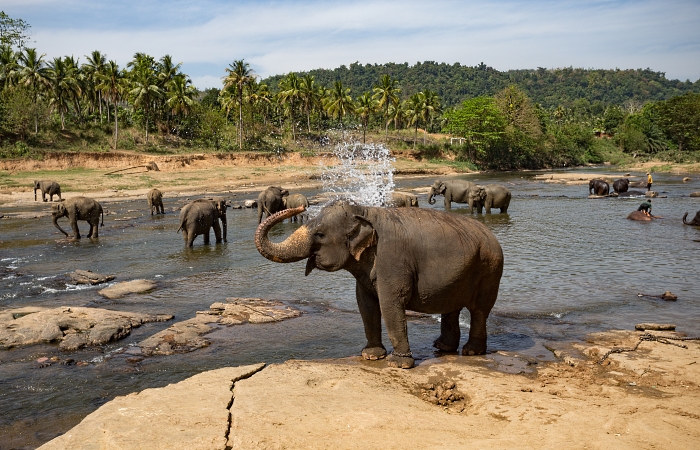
[589,179,610,196]
[257,186,289,223]
[427,179,476,211]
[51,197,103,239]
[466,184,511,214]
[683,211,700,226]
[612,178,629,194]
[627,211,655,221]
[178,198,227,247]
[388,192,419,208]
[283,193,309,222]
[147,188,164,215]
[255,201,504,369]
[617,190,646,197]
[34,180,61,202]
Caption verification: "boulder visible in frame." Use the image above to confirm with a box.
[683,177,691,182]
[68,269,115,285]
[98,279,157,299]
[645,191,658,198]
[635,323,676,331]
[690,192,700,198]
[244,199,257,208]
[0,306,172,349]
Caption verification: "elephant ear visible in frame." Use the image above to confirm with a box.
[348,215,376,261]
[438,182,447,194]
[478,186,487,200]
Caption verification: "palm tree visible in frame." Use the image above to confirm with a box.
[223,59,255,149]
[62,56,84,121]
[299,75,321,132]
[83,50,107,121]
[421,90,441,144]
[244,79,272,127]
[46,57,79,130]
[157,54,182,88]
[98,60,125,148]
[129,62,162,143]
[17,48,49,133]
[405,92,427,149]
[372,75,400,141]
[0,44,18,90]
[278,72,302,140]
[355,92,377,143]
[324,80,354,125]
[166,74,196,117]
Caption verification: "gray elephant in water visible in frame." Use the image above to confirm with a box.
[283,193,309,222]
[147,188,164,215]
[34,180,61,202]
[257,186,289,223]
[52,197,103,239]
[589,179,610,196]
[427,179,475,211]
[255,201,504,369]
[683,211,700,225]
[178,198,227,247]
[613,178,629,194]
[467,184,511,214]
[388,192,419,208]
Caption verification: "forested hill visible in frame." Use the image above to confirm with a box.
[262,61,700,109]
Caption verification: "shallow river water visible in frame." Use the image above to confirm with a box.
[1,168,699,448]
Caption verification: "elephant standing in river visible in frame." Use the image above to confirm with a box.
[283,193,309,222]
[34,180,61,202]
[178,198,227,246]
[147,188,164,215]
[257,186,289,223]
[683,211,700,225]
[467,184,511,214]
[589,179,610,196]
[613,178,629,194]
[255,201,504,369]
[51,197,103,239]
[388,192,419,208]
[427,179,476,211]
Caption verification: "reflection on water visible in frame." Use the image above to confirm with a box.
[1,169,700,447]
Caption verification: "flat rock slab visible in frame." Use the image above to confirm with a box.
[0,306,173,350]
[635,323,676,331]
[98,280,157,299]
[68,269,115,285]
[139,298,301,356]
[39,364,265,450]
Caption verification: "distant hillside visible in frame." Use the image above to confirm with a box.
[262,61,700,109]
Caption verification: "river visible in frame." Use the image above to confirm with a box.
[1,168,699,448]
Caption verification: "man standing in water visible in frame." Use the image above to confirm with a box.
[638,199,652,216]
[646,172,653,191]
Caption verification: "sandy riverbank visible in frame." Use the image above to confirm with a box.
[38,328,700,449]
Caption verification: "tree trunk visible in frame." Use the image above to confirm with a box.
[413,124,418,149]
[307,106,311,133]
[114,102,119,149]
[98,91,103,122]
[238,92,243,150]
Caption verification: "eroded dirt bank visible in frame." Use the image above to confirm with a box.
[40,330,700,449]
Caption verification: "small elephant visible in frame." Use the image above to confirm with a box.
[52,197,103,239]
[147,188,164,215]
[255,201,504,369]
[589,179,610,196]
[613,178,629,194]
[257,186,289,223]
[427,179,476,211]
[683,211,700,226]
[388,192,419,208]
[178,198,227,247]
[467,184,511,214]
[283,193,309,222]
[34,180,61,202]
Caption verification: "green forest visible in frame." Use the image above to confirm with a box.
[1,11,699,170]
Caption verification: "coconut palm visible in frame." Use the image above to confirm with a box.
[83,50,107,120]
[355,92,377,143]
[157,54,182,88]
[372,74,400,141]
[278,72,302,140]
[46,57,79,130]
[405,92,427,149]
[97,60,125,148]
[129,61,162,143]
[17,48,49,133]
[244,79,272,127]
[166,74,196,117]
[0,44,18,90]
[299,75,321,132]
[223,59,255,149]
[61,56,84,120]
[324,80,354,125]
[421,89,441,144]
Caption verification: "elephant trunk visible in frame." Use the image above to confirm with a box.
[221,214,227,241]
[428,189,436,205]
[683,212,689,225]
[255,206,311,263]
[52,216,69,237]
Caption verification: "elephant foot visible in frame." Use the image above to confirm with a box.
[387,352,414,369]
[433,337,459,352]
[361,345,387,360]
[462,338,487,356]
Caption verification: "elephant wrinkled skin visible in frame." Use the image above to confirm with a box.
[52,197,103,239]
[257,186,289,223]
[178,198,227,247]
[255,201,504,369]
[467,184,511,214]
[427,179,475,211]
[34,180,61,202]
[683,211,700,226]
[282,193,309,222]
[388,192,419,208]
[589,179,610,196]
[147,189,165,215]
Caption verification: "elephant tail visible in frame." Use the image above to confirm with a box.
[101,209,104,227]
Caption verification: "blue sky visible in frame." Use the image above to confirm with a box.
[3,0,700,89]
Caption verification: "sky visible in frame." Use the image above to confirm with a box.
[3,0,700,89]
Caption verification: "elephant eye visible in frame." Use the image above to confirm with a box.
[314,232,325,239]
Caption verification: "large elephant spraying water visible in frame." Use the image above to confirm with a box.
[255,201,504,369]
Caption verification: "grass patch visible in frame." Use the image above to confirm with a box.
[428,158,479,172]
[648,164,674,172]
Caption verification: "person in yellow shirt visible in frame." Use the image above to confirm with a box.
[646,172,653,191]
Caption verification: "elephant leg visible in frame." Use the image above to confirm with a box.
[42,192,47,202]
[187,230,196,247]
[70,217,81,239]
[377,282,414,369]
[444,197,452,211]
[463,282,498,356]
[433,310,461,352]
[203,227,211,244]
[356,283,386,360]
[213,221,222,243]
[485,201,491,214]
[501,204,508,213]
